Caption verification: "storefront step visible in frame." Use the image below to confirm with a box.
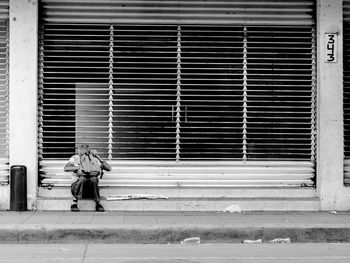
[39,186,317,199]
[35,197,320,212]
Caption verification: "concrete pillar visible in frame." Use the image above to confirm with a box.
[9,0,38,210]
[317,0,345,210]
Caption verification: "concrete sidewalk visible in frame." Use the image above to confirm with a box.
[0,211,350,243]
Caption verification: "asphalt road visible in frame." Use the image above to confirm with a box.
[1,243,350,263]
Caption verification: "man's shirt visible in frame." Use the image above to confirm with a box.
[67,154,102,180]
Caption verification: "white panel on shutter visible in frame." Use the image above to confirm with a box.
[0,0,8,185]
[344,0,350,185]
[38,1,316,188]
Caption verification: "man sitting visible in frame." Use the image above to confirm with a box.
[64,144,112,212]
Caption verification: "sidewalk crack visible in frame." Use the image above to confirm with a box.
[81,243,88,263]
[154,214,159,225]
[55,212,65,224]
[21,211,35,224]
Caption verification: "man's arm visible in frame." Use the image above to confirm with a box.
[91,150,112,172]
[64,161,83,176]
[64,162,78,172]
[100,159,112,172]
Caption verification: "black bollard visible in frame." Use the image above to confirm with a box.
[10,165,27,211]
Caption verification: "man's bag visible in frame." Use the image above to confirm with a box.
[80,154,101,177]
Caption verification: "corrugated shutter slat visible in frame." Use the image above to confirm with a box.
[40,0,315,25]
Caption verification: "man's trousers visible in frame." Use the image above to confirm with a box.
[71,176,100,203]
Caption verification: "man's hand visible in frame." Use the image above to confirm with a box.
[76,168,84,177]
[91,149,103,162]
[91,149,111,172]
[91,149,98,157]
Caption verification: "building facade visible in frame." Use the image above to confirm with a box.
[0,0,348,211]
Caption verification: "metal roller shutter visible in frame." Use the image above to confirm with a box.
[344,0,350,185]
[38,0,316,188]
[0,0,8,185]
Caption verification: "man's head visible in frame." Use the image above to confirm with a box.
[78,144,91,156]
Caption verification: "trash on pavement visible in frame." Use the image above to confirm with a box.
[242,239,263,244]
[268,238,291,243]
[106,194,168,201]
[223,205,242,213]
[181,237,201,245]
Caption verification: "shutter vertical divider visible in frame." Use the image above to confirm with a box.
[108,25,114,160]
[38,25,44,162]
[242,26,248,162]
[175,25,182,162]
[311,27,317,162]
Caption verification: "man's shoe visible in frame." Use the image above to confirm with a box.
[95,203,105,212]
[71,203,80,212]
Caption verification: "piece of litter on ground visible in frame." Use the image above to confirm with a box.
[242,239,262,244]
[181,237,201,245]
[268,238,291,244]
[223,205,242,213]
[330,210,337,214]
[106,194,168,201]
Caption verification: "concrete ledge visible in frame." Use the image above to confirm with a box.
[0,224,349,244]
[36,197,320,211]
[39,186,318,199]
[0,211,349,243]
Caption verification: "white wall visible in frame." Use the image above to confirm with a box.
[0,185,9,210]
[9,0,38,210]
[316,0,349,210]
